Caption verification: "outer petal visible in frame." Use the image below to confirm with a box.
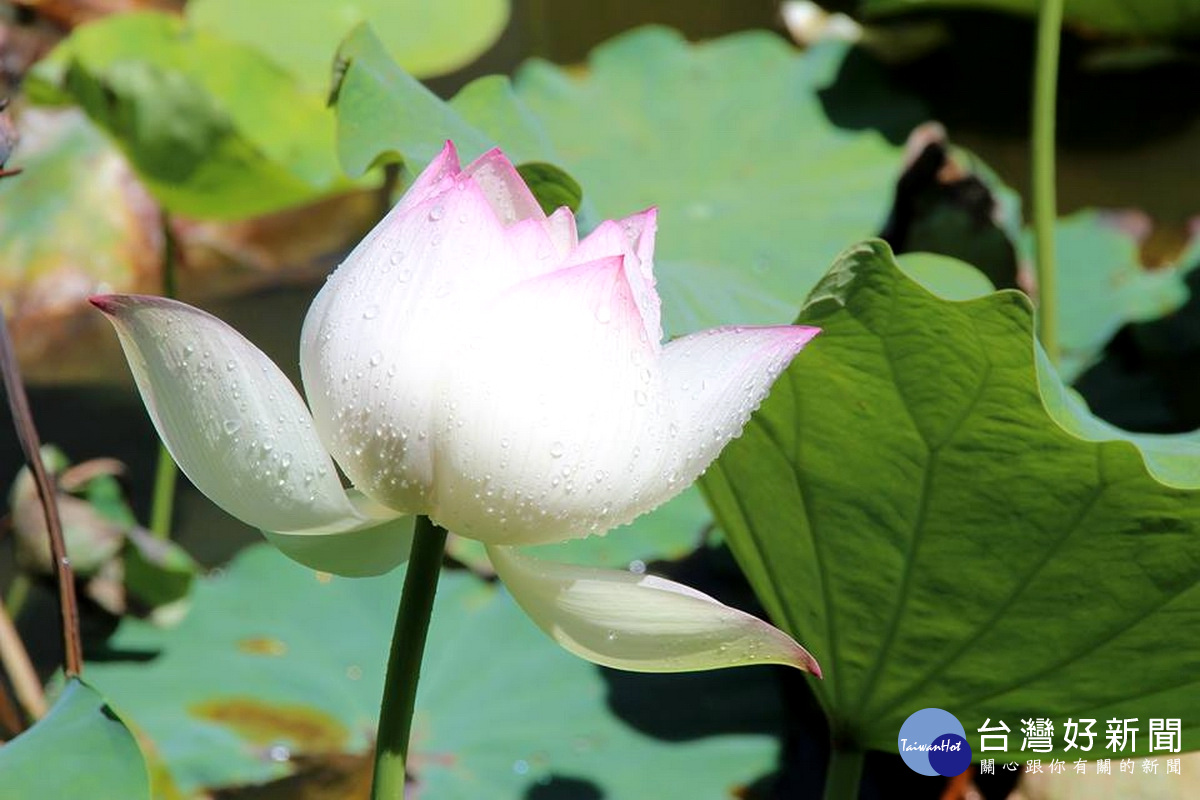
[300,158,563,515]
[430,256,664,544]
[393,141,462,214]
[653,325,820,506]
[263,507,414,577]
[489,546,821,674]
[92,294,361,534]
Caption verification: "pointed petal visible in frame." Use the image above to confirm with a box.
[430,257,664,545]
[489,546,821,674]
[464,148,545,225]
[564,210,661,348]
[395,141,461,214]
[546,206,579,258]
[91,294,359,534]
[658,325,820,497]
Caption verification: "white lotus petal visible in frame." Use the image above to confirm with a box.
[464,147,545,225]
[545,206,579,258]
[565,210,661,348]
[657,325,820,497]
[264,510,414,577]
[489,545,821,674]
[430,256,665,545]
[395,140,461,214]
[92,294,359,533]
[300,157,561,516]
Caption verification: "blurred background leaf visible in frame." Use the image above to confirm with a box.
[27,11,348,219]
[188,0,509,92]
[86,545,788,798]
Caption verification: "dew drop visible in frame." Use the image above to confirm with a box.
[225,360,236,372]
[428,205,444,221]
[633,389,648,406]
[362,304,380,320]
[369,352,382,367]
[223,419,241,435]
[549,441,565,458]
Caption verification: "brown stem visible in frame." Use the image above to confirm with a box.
[0,311,83,676]
[0,674,21,738]
[0,596,45,721]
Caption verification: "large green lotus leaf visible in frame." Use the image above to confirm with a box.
[861,0,1200,37]
[1035,210,1190,382]
[701,240,1200,759]
[0,678,150,800]
[27,12,347,219]
[189,0,508,95]
[85,545,784,796]
[333,24,922,335]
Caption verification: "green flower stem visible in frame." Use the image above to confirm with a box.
[372,516,447,800]
[149,210,179,539]
[149,446,178,539]
[824,743,865,800]
[1032,0,1064,366]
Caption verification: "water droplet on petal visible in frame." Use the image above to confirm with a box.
[428,205,444,221]
[223,419,241,435]
[369,352,382,367]
[363,304,380,320]
[549,441,565,458]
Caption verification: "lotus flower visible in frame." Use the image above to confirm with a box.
[92,143,822,674]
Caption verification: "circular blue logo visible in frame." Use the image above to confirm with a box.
[897,708,972,776]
